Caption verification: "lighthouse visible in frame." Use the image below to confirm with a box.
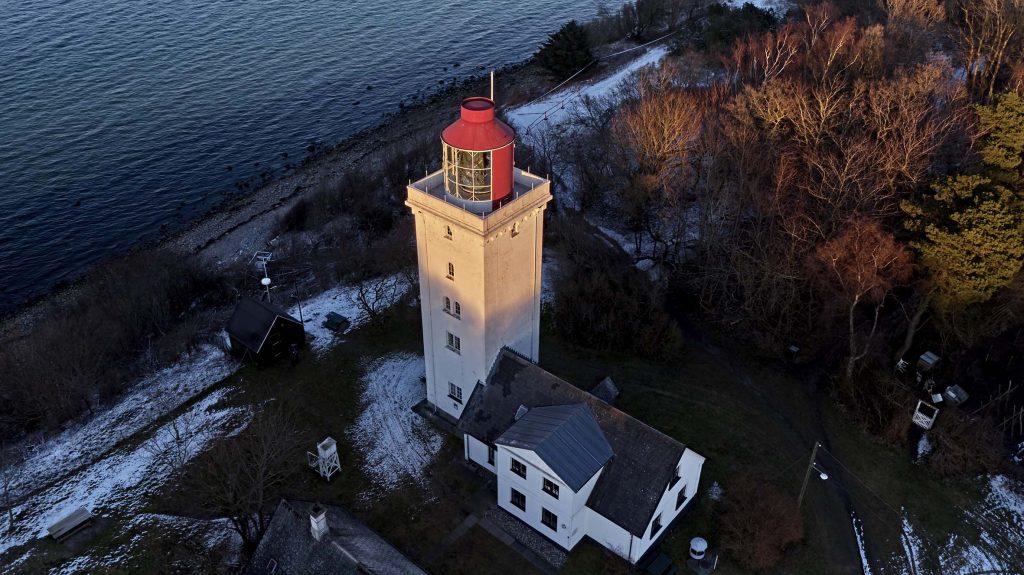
[406,96,552,420]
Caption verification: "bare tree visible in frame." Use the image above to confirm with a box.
[952,0,1024,101]
[190,404,305,551]
[143,408,203,474]
[813,219,912,378]
[352,274,406,327]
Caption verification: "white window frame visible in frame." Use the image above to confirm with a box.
[511,487,526,511]
[511,457,526,478]
[541,508,558,531]
[542,477,559,499]
[446,332,461,353]
[448,382,463,403]
[447,262,454,280]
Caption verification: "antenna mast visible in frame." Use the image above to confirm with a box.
[490,70,495,103]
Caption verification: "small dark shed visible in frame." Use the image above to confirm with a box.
[226,298,305,364]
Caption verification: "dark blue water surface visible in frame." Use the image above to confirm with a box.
[0,0,598,313]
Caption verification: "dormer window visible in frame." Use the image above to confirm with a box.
[669,464,682,489]
[676,484,687,509]
[650,513,663,538]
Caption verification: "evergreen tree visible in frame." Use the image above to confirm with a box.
[975,91,1024,185]
[903,174,1024,313]
[534,21,594,80]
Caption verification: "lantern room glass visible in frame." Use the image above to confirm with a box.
[443,143,492,201]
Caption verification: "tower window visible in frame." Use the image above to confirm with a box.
[453,301,461,318]
[511,222,520,237]
[446,332,461,353]
[447,262,454,280]
[444,296,451,312]
[448,382,463,403]
[445,225,453,239]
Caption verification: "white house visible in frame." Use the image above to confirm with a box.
[406,96,705,565]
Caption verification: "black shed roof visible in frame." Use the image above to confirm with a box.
[496,404,613,492]
[459,351,689,537]
[226,297,302,354]
[246,499,427,575]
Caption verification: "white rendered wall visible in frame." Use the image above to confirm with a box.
[407,172,551,420]
[625,448,706,563]
[495,445,601,550]
[465,434,495,473]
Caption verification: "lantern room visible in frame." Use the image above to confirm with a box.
[441,97,515,210]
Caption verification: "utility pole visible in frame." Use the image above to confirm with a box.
[798,441,821,508]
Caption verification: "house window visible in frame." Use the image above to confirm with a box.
[448,382,462,403]
[541,508,558,531]
[487,444,495,465]
[444,296,451,312]
[454,301,461,317]
[676,484,687,509]
[445,225,453,239]
[447,262,454,279]
[446,332,461,353]
[669,464,682,489]
[542,478,559,499]
[650,513,663,538]
[511,458,526,478]
[511,488,526,511]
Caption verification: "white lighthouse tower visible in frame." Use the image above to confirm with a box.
[406,97,552,420]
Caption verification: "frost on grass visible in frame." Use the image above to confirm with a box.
[350,353,441,497]
[0,388,247,557]
[852,512,873,575]
[864,475,1024,575]
[4,345,237,502]
[289,274,410,354]
[47,514,242,575]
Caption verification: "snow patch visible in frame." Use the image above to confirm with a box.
[350,353,442,496]
[506,46,669,145]
[708,481,723,502]
[0,388,247,557]
[724,0,793,13]
[915,433,932,463]
[851,512,873,575]
[289,275,409,354]
[4,345,237,503]
[542,257,560,305]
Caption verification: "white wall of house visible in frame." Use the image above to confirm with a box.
[406,171,551,420]
[627,448,706,563]
[465,434,495,472]
[495,445,601,550]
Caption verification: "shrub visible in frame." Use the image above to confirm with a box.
[535,21,594,80]
[927,409,1006,478]
[718,474,804,570]
[551,216,683,359]
[834,367,916,445]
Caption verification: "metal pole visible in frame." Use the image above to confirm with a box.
[797,441,820,508]
[490,71,495,102]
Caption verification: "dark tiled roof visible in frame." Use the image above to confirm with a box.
[226,298,301,353]
[496,404,613,491]
[245,500,427,575]
[459,351,688,537]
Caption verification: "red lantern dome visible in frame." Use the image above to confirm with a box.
[440,97,515,209]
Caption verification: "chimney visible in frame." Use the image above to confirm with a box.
[310,504,328,541]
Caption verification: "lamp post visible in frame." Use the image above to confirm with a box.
[798,441,829,508]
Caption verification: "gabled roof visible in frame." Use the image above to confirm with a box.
[246,499,426,575]
[496,404,613,492]
[459,351,690,537]
[226,297,302,353]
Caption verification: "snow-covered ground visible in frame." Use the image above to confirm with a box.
[506,45,669,147]
[0,277,411,570]
[724,0,793,13]
[0,387,247,560]
[288,275,410,354]
[3,345,237,504]
[350,353,442,497]
[541,256,560,305]
[859,475,1024,574]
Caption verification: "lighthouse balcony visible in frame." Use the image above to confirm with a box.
[408,167,549,217]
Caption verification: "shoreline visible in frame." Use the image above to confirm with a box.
[0,36,658,338]
[0,60,546,336]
